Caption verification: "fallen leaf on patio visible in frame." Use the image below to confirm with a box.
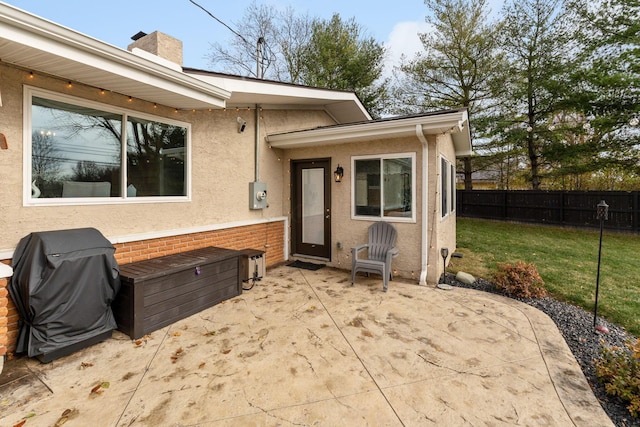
[90,384,104,395]
[199,362,206,369]
[101,382,110,389]
[54,408,78,426]
[172,331,182,337]
[204,330,216,336]
[134,340,143,346]
[25,412,36,418]
[175,347,183,354]
[12,420,26,427]
[79,362,93,369]
[222,349,231,354]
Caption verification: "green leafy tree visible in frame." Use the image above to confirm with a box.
[299,14,387,117]
[496,0,571,189]
[557,0,640,180]
[392,0,504,189]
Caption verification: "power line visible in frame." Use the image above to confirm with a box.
[187,0,248,44]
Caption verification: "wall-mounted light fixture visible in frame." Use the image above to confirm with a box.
[237,116,247,133]
[334,164,344,182]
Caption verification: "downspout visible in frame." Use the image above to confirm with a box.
[416,124,429,285]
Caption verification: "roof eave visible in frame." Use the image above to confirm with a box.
[184,69,371,123]
[0,3,230,109]
[267,110,473,154]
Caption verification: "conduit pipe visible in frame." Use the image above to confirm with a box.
[255,103,260,181]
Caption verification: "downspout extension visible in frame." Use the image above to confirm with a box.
[416,124,429,285]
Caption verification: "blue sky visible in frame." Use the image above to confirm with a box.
[5,0,444,75]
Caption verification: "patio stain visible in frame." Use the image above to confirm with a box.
[349,317,365,327]
[136,397,170,426]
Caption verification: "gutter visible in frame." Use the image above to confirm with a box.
[416,124,430,286]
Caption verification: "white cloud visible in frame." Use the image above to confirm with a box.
[383,20,431,78]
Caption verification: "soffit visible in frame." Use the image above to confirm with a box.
[185,70,372,124]
[0,3,230,109]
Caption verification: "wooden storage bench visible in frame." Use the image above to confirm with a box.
[113,247,242,340]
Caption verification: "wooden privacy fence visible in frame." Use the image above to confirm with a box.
[456,190,640,233]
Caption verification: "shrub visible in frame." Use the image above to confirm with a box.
[595,338,640,418]
[493,261,547,298]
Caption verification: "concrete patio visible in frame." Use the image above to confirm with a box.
[0,265,612,426]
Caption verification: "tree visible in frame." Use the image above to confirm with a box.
[207,7,387,117]
[557,0,640,179]
[298,14,388,117]
[392,0,504,189]
[496,0,571,189]
[207,1,312,82]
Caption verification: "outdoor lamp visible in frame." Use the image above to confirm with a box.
[594,200,609,333]
[334,165,344,182]
[597,200,609,221]
[437,247,454,290]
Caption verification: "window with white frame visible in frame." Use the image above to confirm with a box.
[441,156,455,217]
[352,153,415,221]
[26,87,189,204]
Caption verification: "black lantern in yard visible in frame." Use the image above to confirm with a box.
[594,200,609,333]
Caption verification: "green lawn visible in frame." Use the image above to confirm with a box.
[451,217,640,337]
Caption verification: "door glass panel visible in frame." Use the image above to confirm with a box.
[302,168,324,245]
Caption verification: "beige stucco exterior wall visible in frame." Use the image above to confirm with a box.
[0,63,333,254]
[279,131,459,285]
[282,136,429,282]
[434,133,458,279]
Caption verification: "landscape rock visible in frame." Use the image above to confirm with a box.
[455,271,476,284]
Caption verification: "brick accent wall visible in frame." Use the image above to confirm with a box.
[0,277,9,359]
[1,220,286,357]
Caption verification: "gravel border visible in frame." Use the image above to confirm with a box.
[443,274,639,427]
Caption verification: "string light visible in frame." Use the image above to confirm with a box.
[128,96,133,102]
[153,103,157,109]
[29,71,34,79]
[100,88,106,95]
[67,81,73,88]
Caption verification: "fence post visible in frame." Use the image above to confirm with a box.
[503,190,508,220]
[560,191,565,225]
[634,191,639,233]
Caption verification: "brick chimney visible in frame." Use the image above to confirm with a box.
[127,31,183,67]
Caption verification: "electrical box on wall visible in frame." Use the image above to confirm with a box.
[249,181,267,209]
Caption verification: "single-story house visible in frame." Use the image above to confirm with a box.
[0,3,472,367]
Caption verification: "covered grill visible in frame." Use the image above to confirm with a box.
[9,228,120,362]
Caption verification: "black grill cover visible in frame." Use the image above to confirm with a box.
[9,228,120,359]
